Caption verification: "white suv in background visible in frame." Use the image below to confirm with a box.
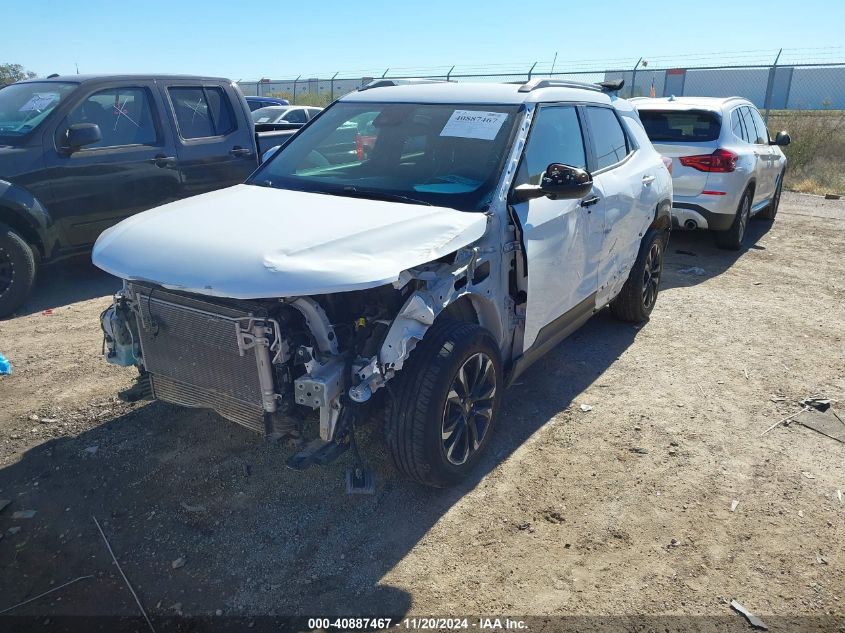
[632,96,790,249]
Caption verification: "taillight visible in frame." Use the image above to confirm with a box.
[679,149,738,173]
[660,155,673,176]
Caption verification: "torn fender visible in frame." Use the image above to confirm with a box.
[92,185,489,299]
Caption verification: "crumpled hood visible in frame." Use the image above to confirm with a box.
[92,184,488,298]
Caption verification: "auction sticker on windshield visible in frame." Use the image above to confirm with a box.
[19,94,58,112]
[440,110,508,140]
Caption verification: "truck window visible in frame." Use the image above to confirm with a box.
[64,87,159,148]
[515,105,586,186]
[168,86,236,139]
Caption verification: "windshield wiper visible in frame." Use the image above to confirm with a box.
[335,186,432,206]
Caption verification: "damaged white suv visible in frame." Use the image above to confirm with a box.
[94,78,672,488]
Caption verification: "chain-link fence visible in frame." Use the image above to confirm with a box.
[240,52,845,194]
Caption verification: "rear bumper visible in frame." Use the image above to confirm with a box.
[671,191,741,232]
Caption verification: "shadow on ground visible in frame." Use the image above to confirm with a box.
[10,256,120,317]
[0,310,640,620]
[662,218,773,289]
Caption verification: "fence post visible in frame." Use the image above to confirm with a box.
[764,48,783,124]
[630,58,643,98]
[257,79,263,97]
[382,68,390,78]
[292,75,300,104]
[330,71,338,102]
[527,62,537,81]
[446,65,455,82]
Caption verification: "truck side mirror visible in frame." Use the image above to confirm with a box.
[772,130,791,146]
[65,123,102,152]
[512,163,593,202]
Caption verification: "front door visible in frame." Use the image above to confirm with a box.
[43,82,182,248]
[511,105,603,351]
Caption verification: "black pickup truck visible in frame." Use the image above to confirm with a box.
[0,74,298,316]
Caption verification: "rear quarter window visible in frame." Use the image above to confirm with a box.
[638,110,721,142]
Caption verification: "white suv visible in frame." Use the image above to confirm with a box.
[94,78,672,488]
[633,96,790,249]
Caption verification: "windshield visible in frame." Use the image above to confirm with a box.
[249,101,522,211]
[0,81,77,142]
[638,109,721,142]
[252,106,291,123]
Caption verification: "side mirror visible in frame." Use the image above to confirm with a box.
[771,130,791,146]
[512,163,593,202]
[65,123,102,152]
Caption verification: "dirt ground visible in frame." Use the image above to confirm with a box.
[0,192,843,631]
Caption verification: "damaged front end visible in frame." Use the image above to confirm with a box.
[99,244,495,455]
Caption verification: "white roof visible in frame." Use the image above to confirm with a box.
[340,81,631,110]
[631,96,750,111]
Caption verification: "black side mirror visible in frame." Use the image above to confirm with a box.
[513,163,593,202]
[65,123,102,152]
[771,130,791,146]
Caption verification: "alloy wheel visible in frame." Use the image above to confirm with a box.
[738,196,750,242]
[641,241,662,310]
[441,352,497,466]
[0,246,13,296]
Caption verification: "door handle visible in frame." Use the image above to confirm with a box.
[230,146,252,157]
[642,174,656,185]
[151,154,176,168]
[580,195,600,208]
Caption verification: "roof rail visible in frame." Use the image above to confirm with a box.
[358,78,450,91]
[517,78,625,94]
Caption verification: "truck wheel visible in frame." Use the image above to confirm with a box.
[0,223,37,318]
[384,319,502,488]
[610,228,665,323]
[715,190,751,250]
[758,174,783,221]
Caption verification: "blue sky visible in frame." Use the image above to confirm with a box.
[5,0,844,79]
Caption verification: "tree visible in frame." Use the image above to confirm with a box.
[0,64,37,86]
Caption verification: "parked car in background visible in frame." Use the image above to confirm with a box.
[251,105,322,131]
[94,78,672,488]
[0,74,288,316]
[245,95,290,111]
[633,96,790,249]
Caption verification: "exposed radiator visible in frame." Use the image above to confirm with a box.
[128,283,274,433]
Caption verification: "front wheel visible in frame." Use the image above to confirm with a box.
[610,228,666,323]
[0,223,37,319]
[384,319,502,488]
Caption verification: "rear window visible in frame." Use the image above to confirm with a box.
[638,109,721,142]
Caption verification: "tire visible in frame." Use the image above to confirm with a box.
[610,228,666,323]
[384,319,502,488]
[758,173,783,221]
[715,189,751,250]
[0,223,37,318]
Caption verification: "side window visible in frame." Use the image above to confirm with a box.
[169,86,236,139]
[64,87,158,149]
[585,106,630,170]
[516,105,586,186]
[283,109,308,124]
[731,108,748,142]
[740,107,758,144]
[307,108,322,119]
[748,107,770,144]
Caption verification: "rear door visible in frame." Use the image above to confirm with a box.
[42,80,182,247]
[512,104,603,351]
[739,106,772,203]
[584,105,653,299]
[161,81,257,195]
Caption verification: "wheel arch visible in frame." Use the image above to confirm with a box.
[0,180,56,259]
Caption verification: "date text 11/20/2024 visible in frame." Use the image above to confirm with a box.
[307,618,528,630]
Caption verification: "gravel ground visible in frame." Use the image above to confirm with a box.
[0,192,843,630]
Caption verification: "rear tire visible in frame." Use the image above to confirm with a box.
[0,223,37,318]
[715,189,751,250]
[384,319,502,488]
[610,228,666,323]
[758,173,783,221]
